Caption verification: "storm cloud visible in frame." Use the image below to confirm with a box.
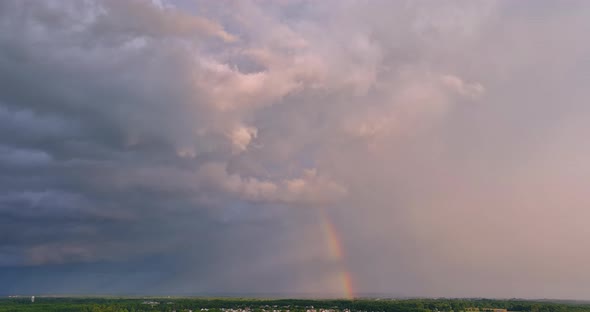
[2,0,590,299]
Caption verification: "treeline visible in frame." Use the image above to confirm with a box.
[1,297,590,312]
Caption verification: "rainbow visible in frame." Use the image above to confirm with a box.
[319,208,355,299]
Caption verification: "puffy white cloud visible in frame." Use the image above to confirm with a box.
[229,125,258,153]
[198,163,345,205]
[440,74,485,98]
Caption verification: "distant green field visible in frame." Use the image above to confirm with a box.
[1,298,590,312]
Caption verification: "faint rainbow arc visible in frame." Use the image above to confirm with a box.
[319,208,355,299]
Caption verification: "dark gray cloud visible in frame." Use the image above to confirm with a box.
[2,0,590,299]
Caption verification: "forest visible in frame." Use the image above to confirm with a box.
[1,297,590,312]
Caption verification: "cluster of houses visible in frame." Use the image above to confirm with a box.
[141,306,506,312]
[137,304,353,312]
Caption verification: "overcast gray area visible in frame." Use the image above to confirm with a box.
[1,0,590,299]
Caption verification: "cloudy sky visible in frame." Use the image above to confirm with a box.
[2,0,590,299]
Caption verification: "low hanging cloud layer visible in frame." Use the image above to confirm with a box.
[2,0,590,299]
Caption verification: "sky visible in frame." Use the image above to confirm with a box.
[1,0,590,299]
